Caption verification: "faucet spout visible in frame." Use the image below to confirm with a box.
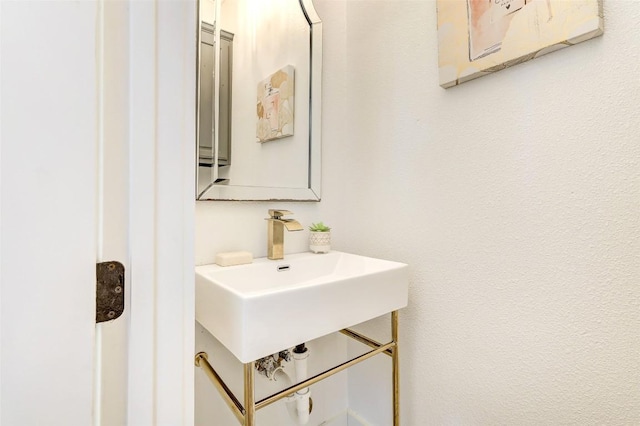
[282,219,304,232]
[266,210,303,260]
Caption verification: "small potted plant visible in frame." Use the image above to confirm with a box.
[309,222,331,253]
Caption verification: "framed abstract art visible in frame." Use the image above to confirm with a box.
[437,0,604,88]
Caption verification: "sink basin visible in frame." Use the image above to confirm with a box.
[196,251,408,363]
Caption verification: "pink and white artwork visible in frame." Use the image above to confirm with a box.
[437,0,604,88]
[256,65,295,143]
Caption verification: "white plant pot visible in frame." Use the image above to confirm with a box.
[309,231,331,253]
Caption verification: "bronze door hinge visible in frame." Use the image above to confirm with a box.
[96,261,125,323]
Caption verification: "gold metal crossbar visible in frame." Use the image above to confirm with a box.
[339,328,393,356]
[194,352,245,423]
[195,310,400,425]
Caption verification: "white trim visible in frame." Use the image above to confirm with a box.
[128,0,196,424]
[93,1,105,423]
[0,0,4,416]
[155,0,196,423]
[128,0,158,423]
[96,0,132,424]
[317,409,370,426]
[346,409,373,426]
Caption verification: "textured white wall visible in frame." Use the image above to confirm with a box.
[338,0,640,424]
[195,0,640,424]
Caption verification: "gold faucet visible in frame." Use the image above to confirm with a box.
[266,209,303,260]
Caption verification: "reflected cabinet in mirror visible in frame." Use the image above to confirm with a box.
[197,0,322,201]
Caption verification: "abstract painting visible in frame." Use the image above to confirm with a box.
[256,65,295,143]
[437,0,604,88]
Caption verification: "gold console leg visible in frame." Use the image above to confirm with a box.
[392,310,400,426]
[244,362,256,425]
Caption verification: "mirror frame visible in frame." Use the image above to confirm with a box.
[196,0,322,201]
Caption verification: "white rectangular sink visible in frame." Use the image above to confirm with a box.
[196,251,408,363]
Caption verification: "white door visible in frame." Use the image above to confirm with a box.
[1,1,196,425]
[1,1,102,424]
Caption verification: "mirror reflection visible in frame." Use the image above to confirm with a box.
[197,0,322,201]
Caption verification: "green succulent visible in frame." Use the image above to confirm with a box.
[309,222,331,232]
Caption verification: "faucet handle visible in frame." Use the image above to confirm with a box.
[268,209,293,219]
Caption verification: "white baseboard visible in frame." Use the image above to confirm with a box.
[319,411,349,426]
[317,409,372,426]
[346,409,372,426]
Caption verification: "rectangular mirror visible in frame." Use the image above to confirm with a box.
[196,0,322,201]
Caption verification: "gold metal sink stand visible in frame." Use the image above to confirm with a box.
[195,310,400,425]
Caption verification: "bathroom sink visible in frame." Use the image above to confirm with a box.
[196,251,408,363]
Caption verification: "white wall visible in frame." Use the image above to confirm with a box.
[196,0,639,424]
[219,0,310,188]
[340,0,639,424]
